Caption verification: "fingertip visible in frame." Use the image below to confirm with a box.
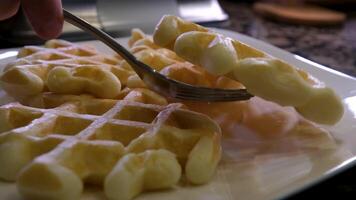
[34,13,63,40]
[21,0,63,39]
[0,0,20,21]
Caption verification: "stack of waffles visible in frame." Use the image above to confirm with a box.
[0,34,224,200]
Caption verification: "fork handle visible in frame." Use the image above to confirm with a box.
[62,9,152,77]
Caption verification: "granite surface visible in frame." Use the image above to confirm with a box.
[219,0,356,77]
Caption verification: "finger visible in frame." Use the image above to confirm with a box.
[0,0,20,20]
[21,0,63,39]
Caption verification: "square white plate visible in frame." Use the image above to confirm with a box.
[1,28,356,200]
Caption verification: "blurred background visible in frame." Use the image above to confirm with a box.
[1,0,355,78]
[0,0,356,198]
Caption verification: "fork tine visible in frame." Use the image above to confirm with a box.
[174,88,253,101]
[176,90,251,98]
[174,83,249,95]
[174,94,250,102]
[175,85,252,96]
[172,82,254,101]
[156,73,253,100]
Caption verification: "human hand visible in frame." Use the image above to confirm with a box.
[0,0,63,39]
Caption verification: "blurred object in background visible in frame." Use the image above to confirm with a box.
[0,0,229,47]
[98,0,228,35]
[253,1,346,26]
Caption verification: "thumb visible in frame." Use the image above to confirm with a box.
[0,0,20,20]
[21,0,63,39]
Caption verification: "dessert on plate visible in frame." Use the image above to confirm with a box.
[0,16,343,200]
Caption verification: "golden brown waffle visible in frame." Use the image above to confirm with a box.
[153,15,344,125]
[0,89,221,200]
[0,39,135,101]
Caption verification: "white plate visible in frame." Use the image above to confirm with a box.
[1,28,356,200]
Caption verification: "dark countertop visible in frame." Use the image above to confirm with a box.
[219,0,356,77]
[2,1,355,79]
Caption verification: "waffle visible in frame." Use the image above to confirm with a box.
[0,39,135,101]
[0,89,221,200]
[153,15,344,125]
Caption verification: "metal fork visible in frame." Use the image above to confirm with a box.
[63,9,253,102]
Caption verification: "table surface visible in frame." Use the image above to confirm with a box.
[219,0,356,78]
[218,1,356,198]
